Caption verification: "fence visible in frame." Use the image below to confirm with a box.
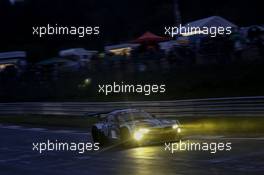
[0,96,264,117]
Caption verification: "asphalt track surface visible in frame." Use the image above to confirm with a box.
[0,124,264,175]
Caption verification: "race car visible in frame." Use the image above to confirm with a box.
[90,109,182,146]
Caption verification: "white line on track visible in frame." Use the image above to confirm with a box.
[0,154,40,163]
[3,125,22,129]
[221,137,264,140]
[0,125,90,135]
[185,135,225,139]
[27,128,47,131]
[209,151,264,163]
[186,135,264,140]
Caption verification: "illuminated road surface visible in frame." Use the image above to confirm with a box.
[0,125,263,175]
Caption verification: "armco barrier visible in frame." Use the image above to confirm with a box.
[0,96,264,117]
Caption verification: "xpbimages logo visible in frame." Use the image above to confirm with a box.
[164,24,232,38]
[32,140,100,154]
[98,82,166,96]
[32,24,100,38]
[165,140,232,154]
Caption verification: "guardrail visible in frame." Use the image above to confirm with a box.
[0,96,264,117]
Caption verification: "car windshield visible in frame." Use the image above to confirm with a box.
[118,111,153,123]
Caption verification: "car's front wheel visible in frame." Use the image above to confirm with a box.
[120,127,135,147]
[174,133,182,141]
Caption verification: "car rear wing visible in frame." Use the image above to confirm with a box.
[84,109,128,117]
[84,111,108,119]
[84,109,121,120]
[84,108,143,120]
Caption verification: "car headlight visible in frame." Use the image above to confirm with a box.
[134,131,144,141]
[133,128,149,141]
[172,124,179,129]
[177,128,181,133]
[138,128,149,134]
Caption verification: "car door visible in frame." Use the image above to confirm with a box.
[107,115,119,139]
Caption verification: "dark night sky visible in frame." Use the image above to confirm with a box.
[0,0,263,60]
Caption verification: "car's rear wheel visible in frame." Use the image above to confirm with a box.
[92,126,107,146]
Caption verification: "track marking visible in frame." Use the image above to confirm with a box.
[185,135,264,141]
[76,156,92,160]
[0,124,90,135]
[0,154,41,163]
[27,128,47,131]
[1,125,22,129]
[52,130,78,134]
[185,135,224,139]
[222,137,264,140]
[210,151,264,163]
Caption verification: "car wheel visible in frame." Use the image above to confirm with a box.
[120,128,133,147]
[174,134,182,142]
[92,126,107,146]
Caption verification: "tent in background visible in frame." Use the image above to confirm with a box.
[184,16,237,29]
[133,32,168,43]
[181,16,237,36]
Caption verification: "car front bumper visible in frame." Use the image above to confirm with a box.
[133,127,182,143]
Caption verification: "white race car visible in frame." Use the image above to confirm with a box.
[91,109,181,146]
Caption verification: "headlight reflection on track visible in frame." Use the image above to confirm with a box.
[128,146,175,175]
[130,146,158,159]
